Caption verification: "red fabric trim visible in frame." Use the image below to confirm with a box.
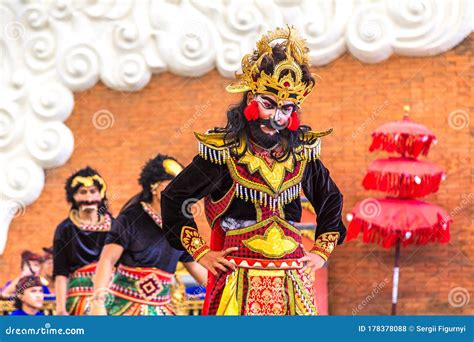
[202,221,226,316]
[363,170,443,197]
[347,216,450,248]
[369,133,435,158]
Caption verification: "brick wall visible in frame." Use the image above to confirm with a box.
[1,35,471,315]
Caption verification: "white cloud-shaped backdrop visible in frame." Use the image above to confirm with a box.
[0,0,472,253]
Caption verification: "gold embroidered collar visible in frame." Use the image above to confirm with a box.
[69,210,111,232]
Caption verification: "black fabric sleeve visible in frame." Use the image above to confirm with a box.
[104,213,132,249]
[302,158,346,244]
[161,155,223,250]
[52,224,70,278]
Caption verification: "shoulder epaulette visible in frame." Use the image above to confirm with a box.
[299,128,333,161]
[194,131,231,165]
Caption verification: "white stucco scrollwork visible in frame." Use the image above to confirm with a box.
[0,0,472,253]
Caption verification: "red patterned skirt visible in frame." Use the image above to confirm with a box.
[66,263,97,315]
[204,217,318,315]
[107,264,175,315]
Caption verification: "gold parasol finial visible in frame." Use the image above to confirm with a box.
[403,105,411,119]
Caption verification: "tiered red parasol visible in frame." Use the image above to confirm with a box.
[362,157,446,198]
[347,198,450,248]
[369,115,437,158]
[347,106,451,315]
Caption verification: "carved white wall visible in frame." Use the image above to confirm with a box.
[0,0,472,253]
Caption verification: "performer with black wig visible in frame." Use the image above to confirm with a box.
[162,27,346,315]
[53,166,113,315]
[91,154,207,316]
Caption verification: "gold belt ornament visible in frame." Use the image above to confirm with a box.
[243,223,298,258]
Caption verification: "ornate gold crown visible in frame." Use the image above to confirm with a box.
[226,26,316,107]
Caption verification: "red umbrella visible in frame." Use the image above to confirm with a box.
[347,198,451,249]
[347,198,451,315]
[369,116,437,158]
[363,157,446,197]
[347,106,450,315]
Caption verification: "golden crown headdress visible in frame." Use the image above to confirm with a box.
[226,26,316,107]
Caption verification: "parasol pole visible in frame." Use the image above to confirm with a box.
[391,237,401,315]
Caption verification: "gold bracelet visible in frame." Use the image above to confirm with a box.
[181,226,211,261]
[309,232,340,261]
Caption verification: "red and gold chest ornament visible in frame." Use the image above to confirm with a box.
[225,26,316,108]
[179,129,340,262]
[195,129,332,210]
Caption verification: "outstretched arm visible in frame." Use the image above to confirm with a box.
[182,261,208,286]
[90,244,123,315]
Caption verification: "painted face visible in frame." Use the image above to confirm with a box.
[22,260,41,276]
[19,286,44,310]
[73,185,101,212]
[252,94,297,135]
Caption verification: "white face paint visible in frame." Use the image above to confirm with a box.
[74,185,101,212]
[254,94,297,135]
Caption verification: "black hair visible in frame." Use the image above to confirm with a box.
[120,154,182,213]
[13,297,22,309]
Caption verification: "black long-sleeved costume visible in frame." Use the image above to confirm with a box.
[161,153,346,251]
[105,202,193,273]
[53,214,114,277]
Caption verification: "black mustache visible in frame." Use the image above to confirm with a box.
[76,200,100,207]
[257,119,272,128]
[257,118,287,131]
[249,122,281,149]
[250,119,276,130]
[258,119,278,129]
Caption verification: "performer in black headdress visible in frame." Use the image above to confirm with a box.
[91,154,206,315]
[53,167,113,315]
